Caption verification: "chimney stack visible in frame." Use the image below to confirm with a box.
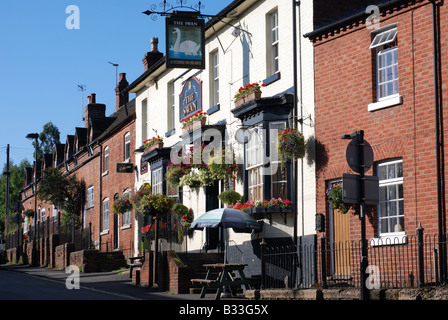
[115,73,129,111]
[143,37,164,71]
[88,93,96,104]
[84,93,106,128]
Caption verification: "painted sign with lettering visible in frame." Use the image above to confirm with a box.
[179,77,202,121]
[166,16,205,69]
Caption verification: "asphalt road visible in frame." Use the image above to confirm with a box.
[0,266,200,301]
[0,268,135,300]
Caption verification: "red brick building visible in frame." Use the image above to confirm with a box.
[20,73,137,266]
[305,0,447,283]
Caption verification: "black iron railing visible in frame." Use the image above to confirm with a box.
[261,228,448,290]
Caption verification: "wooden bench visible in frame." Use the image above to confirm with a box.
[191,279,218,285]
[129,256,144,279]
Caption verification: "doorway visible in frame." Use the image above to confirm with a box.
[205,181,222,251]
[329,181,351,279]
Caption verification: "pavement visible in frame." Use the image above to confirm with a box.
[0,264,246,301]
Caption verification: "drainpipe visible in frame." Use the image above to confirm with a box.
[292,0,303,288]
[429,0,446,283]
[98,142,103,252]
[292,1,301,246]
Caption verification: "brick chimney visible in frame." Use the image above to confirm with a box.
[143,37,164,71]
[115,73,129,111]
[84,93,106,128]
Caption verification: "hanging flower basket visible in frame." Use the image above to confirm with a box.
[278,128,306,161]
[327,183,350,214]
[207,151,241,181]
[132,193,174,218]
[112,194,133,215]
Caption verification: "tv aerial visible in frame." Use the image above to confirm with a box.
[77,84,86,121]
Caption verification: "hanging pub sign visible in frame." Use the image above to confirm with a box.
[116,162,134,173]
[166,14,205,69]
[179,76,202,122]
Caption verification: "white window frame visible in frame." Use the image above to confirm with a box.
[102,198,110,232]
[211,50,219,107]
[368,26,402,112]
[86,186,94,209]
[104,146,109,173]
[168,82,176,131]
[246,125,264,202]
[269,10,279,76]
[372,159,405,245]
[124,133,131,162]
[152,167,163,195]
[122,190,132,227]
[142,99,148,143]
[377,47,399,100]
[270,122,287,199]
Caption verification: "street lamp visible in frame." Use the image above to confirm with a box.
[26,132,39,266]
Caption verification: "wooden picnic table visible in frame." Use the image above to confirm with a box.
[191,263,250,300]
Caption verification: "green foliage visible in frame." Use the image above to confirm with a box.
[132,190,173,218]
[63,175,86,221]
[218,190,242,206]
[0,159,31,235]
[172,203,189,218]
[32,122,61,160]
[327,183,350,214]
[37,167,69,208]
[38,167,85,224]
[112,194,133,215]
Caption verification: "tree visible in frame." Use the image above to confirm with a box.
[0,159,31,235]
[33,122,61,160]
[37,167,69,211]
[62,175,85,226]
[37,167,85,227]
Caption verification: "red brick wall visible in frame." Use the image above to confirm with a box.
[313,2,448,239]
[99,120,136,258]
[20,105,136,261]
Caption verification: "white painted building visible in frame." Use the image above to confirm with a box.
[126,0,316,275]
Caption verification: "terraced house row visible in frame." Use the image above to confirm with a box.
[5,0,448,295]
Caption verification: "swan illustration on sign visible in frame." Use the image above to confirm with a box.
[172,28,201,56]
[166,16,205,69]
[168,26,203,61]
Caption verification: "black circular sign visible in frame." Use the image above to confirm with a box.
[346,139,374,173]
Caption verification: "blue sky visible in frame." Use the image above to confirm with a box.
[0,0,233,167]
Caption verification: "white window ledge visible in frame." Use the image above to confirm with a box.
[368,95,402,112]
[100,230,109,236]
[370,233,407,246]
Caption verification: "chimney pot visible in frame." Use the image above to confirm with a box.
[88,93,96,104]
[151,37,159,52]
[143,37,164,71]
[116,73,129,110]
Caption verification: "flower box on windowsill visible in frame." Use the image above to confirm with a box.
[234,91,262,107]
[247,206,292,224]
[144,142,164,153]
[182,118,207,132]
[247,206,292,215]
